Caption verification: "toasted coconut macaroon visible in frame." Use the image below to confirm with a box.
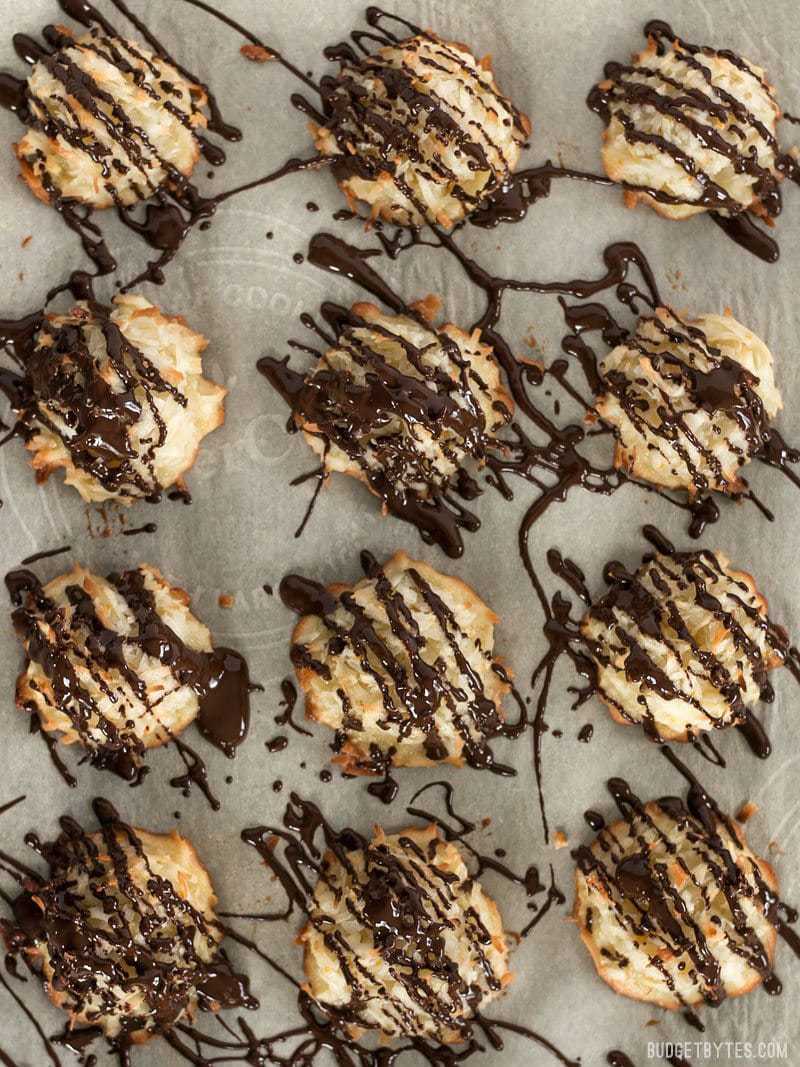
[259,300,512,555]
[588,21,782,221]
[301,823,511,1041]
[8,292,225,504]
[580,545,788,742]
[3,798,252,1046]
[595,307,781,497]
[574,778,780,1011]
[280,550,510,774]
[15,23,207,210]
[312,32,530,229]
[7,562,250,782]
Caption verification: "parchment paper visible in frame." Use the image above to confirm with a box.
[1,1,799,1064]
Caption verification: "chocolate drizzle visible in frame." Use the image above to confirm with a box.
[406,781,565,940]
[519,528,795,841]
[583,541,789,739]
[574,748,800,1020]
[1,289,197,502]
[260,280,507,556]
[0,5,797,1062]
[594,306,786,501]
[225,787,574,1064]
[0,797,256,1064]
[302,9,529,228]
[0,0,330,287]
[279,552,520,780]
[258,223,799,846]
[6,564,252,791]
[297,226,780,555]
[585,20,800,262]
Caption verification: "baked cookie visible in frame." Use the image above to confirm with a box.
[10,293,225,503]
[588,21,782,221]
[4,799,251,1045]
[260,301,512,548]
[282,550,510,773]
[574,785,779,1010]
[313,32,529,228]
[8,562,250,780]
[580,546,787,741]
[595,307,780,496]
[15,24,207,209]
[301,823,511,1041]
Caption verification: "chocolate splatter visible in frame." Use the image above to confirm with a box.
[6,565,252,794]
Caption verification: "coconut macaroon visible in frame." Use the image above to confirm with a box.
[301,823,511,1041]
[580,545,788,742]
[588,21,782,221]
[12,292,225,503]
[8,562,249,781]
[574,782,780,1011]
[259,300,512,553]
[595,307,780,497]
[4,799,252,1046]
[15,23,207,210]
[312,32,530,228]
[281,550,510,774]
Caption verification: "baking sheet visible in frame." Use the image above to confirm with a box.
[1,0,800,1063]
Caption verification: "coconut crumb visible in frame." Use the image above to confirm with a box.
[736,801,759,824]
[241,44,274,63]
[409,294,442,324]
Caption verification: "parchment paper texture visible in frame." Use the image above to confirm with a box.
[1,1,799,1064]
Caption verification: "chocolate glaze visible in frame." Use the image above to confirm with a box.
[584,543,788,740]
[0,0,331,287]
[259,284,500,557]
[575,749,800,1021]
[225,786,575,1064]
[279,230,619,555]
[303,226,779,558]
[593,306,787,502]
[279,555,517,782]
[406,781,562,934]
[520,527,792,840]
[586,20,800,263]
[5,565,252,790]
[303,11,529,229]
[267,230,800,845]
[0,797,255,1065]
[0,287,197,504]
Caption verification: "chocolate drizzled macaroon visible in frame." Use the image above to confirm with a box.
[301,823,511,1041]
[8,563,250,781]
[281,550,510,774]
[312,32,530,228]
[15,23,207,209]
[588,21,782,222]
[3,798,253,1048]
[574,778,780,1010]
[595,307,780,497]
[5,293,225,503]
[260,300,512,554]
[580,545,787,742]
